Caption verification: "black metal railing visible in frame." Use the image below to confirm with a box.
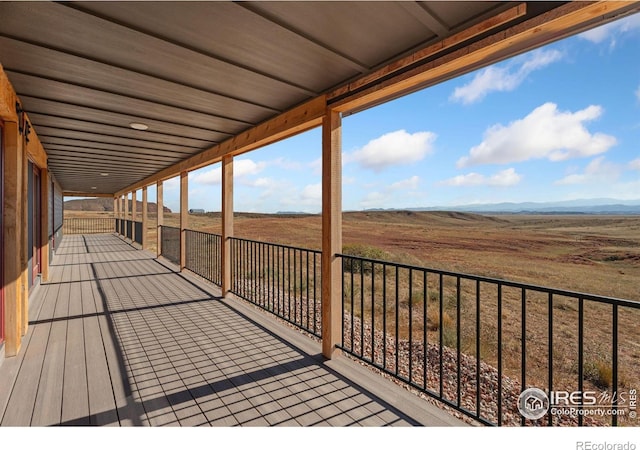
[338,253,640,427]
[230,237,322,337]
[125,219,133,240]
[185,229,222,286]
[134,221,143,245]
[160,225,180,265]
[63,217,115,235]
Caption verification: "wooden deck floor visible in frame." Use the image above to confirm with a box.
[0,234,464,427]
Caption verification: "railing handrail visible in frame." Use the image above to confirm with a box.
[338,253,640,308]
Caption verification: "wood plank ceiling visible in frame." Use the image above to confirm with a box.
[0,1,612,196]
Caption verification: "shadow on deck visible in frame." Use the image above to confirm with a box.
[0,234,464,427]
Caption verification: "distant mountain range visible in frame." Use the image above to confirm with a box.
[365,199,640,215]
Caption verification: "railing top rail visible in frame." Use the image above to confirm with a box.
[338,253,640,308]
[230,236,321,255]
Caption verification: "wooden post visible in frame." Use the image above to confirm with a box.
[180,171,188,271]
[157,181,163,258]
[20,131,28,336]
[3,121,23,356]
[142,186,148,250]
[321,110,342,359]
[131,189,137,243]
[40,168,50,282]
[124,192,129,219]
[221,155,234,297]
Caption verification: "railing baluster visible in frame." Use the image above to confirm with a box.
[612,303,618,427]
[476,279,481,419]
[383,263,387,371]
[423,271,427,391]
[409,268,413,384]
[521,288,527,426]
[548,292,554,427]
[371,262,375,365]
[456,276,461,408]
[440,273,444,398]
[360,257,364,357]
[578,297,584,427]
[497,283,503,426]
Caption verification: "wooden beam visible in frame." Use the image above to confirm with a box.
[180,171,188,271]
[115,96,326,196]
[63,192,113,198]
[3,121,22,356]
[321,110,342,359]
[124,192,129,218]
[328,3,527,104]
[221,155,233,297]
[40,168,50,282]
[330,2,639,113]
[0,64,18,122]
[113,196,118,217]
[141,186,148,250]
[156,181,163,258]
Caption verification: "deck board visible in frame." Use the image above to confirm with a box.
[0,233,465,427]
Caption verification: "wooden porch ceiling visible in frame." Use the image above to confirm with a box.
[0,1,638,196]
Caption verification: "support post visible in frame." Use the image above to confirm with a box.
[3,121,22,356]
[157,181,163,258]
[40,168,50,282]
[20,131,28,336]
[221,156,234,297]
[180,171,188,271]
[124,192,129,219]
[321,110,342,359]
[142,186,148,250]
[131,189,137,243]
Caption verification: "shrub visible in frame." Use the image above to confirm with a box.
[342,243,388,274]
[584,360,613,389]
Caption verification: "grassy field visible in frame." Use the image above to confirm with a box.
[65,209,640,424]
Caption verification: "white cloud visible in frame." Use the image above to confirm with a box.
[359,191,389,209]
[309,157,322,176]
[190,159,266,185]
[628,158,640,171]
[457,103,617,167]
[636,84,640,102]
[555,157,621,185]
[450,49,563,104]
[300,183,322,204]
[348,130,436,172]
[390,175,420,190]
[440,168,522,187]
[579,12,640,45]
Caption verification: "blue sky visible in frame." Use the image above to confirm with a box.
[146,13,640,213]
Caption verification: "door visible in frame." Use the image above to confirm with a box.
[31,165,41,283]
[1,123,4,345]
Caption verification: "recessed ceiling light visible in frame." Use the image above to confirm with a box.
[100,173,109,176]
[129,122,149,131]
[91,186,97,190]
